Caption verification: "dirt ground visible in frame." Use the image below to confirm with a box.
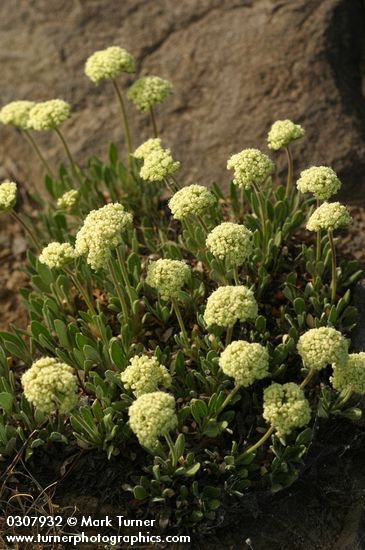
[0,215,28,332]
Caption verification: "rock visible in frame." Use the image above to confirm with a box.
[353,279,365,352]
[0,0,365,202]
[332,499,365,550]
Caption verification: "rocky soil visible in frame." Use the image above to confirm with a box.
[0,0,365,201]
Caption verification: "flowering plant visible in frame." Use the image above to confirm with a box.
[0,45,363,537]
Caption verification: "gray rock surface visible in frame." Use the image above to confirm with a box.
[1,0,365,202]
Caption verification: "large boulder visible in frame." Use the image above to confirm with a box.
[0,0,364,202]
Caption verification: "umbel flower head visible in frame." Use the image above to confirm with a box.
[306,201,351,232]
[28,99,71,131]
[140,147,180,182]
[57,189,79,211]
[267,119,305,150]
[0,100,35,129]
[133,138,179,181]
[127,76,173,111]
[39,242,76,269]
[263,382,311,437]
[133,138,162,159]
[85,46,135,83]
[296,166,341,200]
[146,258,190,301]
[21,357,78,415]
[75,203,133,270]
[219,340,269,387]
[128,391,178,449]
[204,285,258,328]
[168,184,216,221]
[227,148,274,189]
[331,352,365,395]
[297,327,349,370]
[206,222,253,266]
[0,181,17,213]
[121,355,172,397]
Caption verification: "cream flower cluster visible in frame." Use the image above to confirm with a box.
[297,327,348,370]
[28,100,71,131]
[306,202,352,232]
[206,222,253,265]
[331,352,365,395]
[121,355,172,397]
[146,258,190,301]
[21,357,78,414]
[0,100,35,129]
[57,189,79,211]
[128,392,177,449]
[75,203,133,270]
[133,138,162,159]
[39,242,76,269]
[0,181,17,213]
[140,148,179,182]
[133,138,179,181]
[219,340,269,387]
[85,46,135,83]
[267,119,305,150]
[168,184,216,221]
[263,382,311,437]
[296,166,341,200]
[227,148,274,189]
[127,76,172,111]
[204,285,258,328]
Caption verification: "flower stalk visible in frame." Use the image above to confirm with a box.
[284,146,293,198]
[215,384,241,417]
[10,211,41,252]
[150,106,158,138]
[22,130,54,178]
[171,298,189,347]
[233,266,240,285]
[225,326,233,346]
[252,181,267,251]
[316,199,321,262]
[328,230,337,303]
[108,259,129,320]
[55,127,83,186]
[116,246,135,307]
[64,267,96,316]
[111,78,133,166]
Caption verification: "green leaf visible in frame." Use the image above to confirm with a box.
[175,462,201,477]
[255,315,267,333]
[293,297,305,315]
[190,399,208,423]
[133,485,148,500]
[0,392,13,414]
[340,407,362,421]
[30,438,45,449]
[54,319,71,349]
[49,432,68,444]
[174,433,185,458]
[202,486,221,499]
[295,427,312,446]
[108,143,119,166]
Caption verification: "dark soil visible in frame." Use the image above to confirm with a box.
[2,417,365,549]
